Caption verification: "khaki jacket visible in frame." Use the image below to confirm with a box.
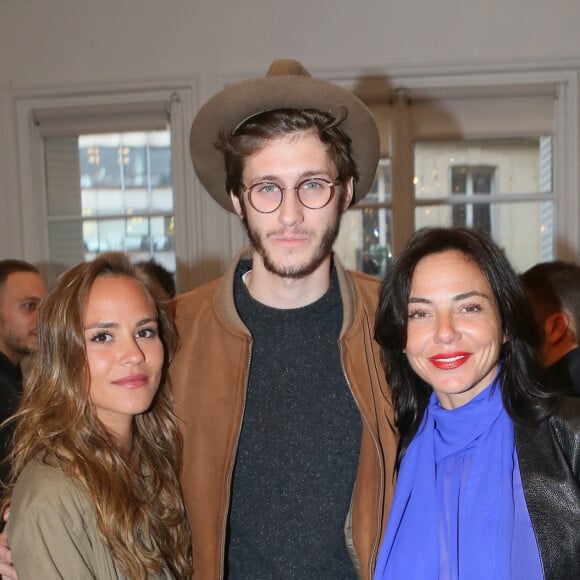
[171,249,397,579]
[8,458,172,579]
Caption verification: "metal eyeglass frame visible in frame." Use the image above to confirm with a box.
[240,177,337,214]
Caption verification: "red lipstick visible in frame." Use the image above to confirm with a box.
[428,352,471,370]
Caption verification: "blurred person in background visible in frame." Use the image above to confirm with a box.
[136,258,177,300]
[521,260,580,396]
[0,260,46,486]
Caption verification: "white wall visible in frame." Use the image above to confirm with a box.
[1,0,580,277]
[3,0,580,83]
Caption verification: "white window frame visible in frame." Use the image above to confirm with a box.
[14,85,208,290]
[330,66,578,261]
[12,66,579,288]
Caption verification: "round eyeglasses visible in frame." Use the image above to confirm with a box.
[241,178,337,214]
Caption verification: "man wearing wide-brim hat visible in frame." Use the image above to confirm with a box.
[171,59,397,579]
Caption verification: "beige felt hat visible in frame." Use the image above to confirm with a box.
[189,59,380,212]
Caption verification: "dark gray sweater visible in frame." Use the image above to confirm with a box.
[226,261,361,579]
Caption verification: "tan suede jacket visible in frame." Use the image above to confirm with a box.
[171,249,397,580]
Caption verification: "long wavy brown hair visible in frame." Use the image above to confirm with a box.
[2,252,192,578]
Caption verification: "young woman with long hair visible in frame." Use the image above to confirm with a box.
[2,252,192,579]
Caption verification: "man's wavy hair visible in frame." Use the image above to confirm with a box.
[216,108,359,205]
[3,252,192,578]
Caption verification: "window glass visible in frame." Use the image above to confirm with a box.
[416,200,554,271]
[414,137,553,270]
[334,136,553,278]
[414,138,549,199]
[334,159,393,276]
[45,130,175,280]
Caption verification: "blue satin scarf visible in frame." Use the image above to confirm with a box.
[374,375,539,579]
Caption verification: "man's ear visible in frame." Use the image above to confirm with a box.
[342,178,354,211]
[543,312,570,346]
[230,192,243,219]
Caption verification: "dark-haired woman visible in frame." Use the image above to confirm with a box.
[373,227,580,580]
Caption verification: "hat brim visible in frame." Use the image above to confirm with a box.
[190,75,380,212]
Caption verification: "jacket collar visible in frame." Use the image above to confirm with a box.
[214,247,356,338]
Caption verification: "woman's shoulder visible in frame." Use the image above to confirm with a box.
[14,455,75,492]
[10,455,91,525]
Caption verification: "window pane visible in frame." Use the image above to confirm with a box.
[150,146,172,187]
[81,216,174,259]
[122,145,147,188]
[79,144,121,188]
[46,129,175,283]
[82,188,125,216]
[451,169,467,195]
[334,160,393,277]
[150,216,175,251]
[124,189,151,213]
[78,131,174,216]
[151,187,174,212]
[414,137,552,199]
[335,207,393,276]
[363,159,392,204]
[415,200,555,271]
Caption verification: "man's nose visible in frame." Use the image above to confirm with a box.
[278,188,304,227]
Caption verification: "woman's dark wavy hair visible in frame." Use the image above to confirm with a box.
[216,108,359,204]
[374,227,554,465]
[2,252,192,578]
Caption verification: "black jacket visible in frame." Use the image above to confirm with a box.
[0,351,22,484]
[545,347,580,397]
[515,396,580,580]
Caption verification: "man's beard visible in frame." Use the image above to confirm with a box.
[241,199,342,279]
[0,327,35,362]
